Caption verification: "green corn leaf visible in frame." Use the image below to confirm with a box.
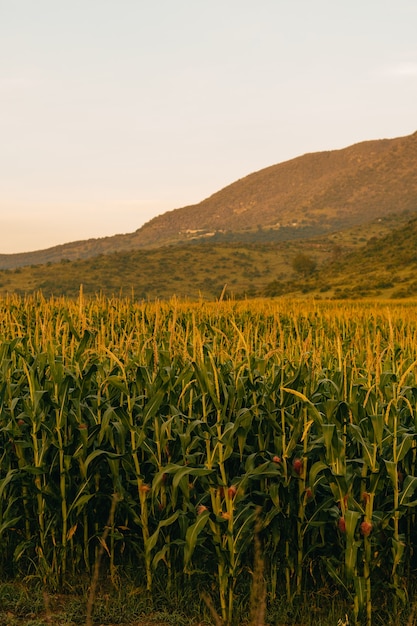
[21,465,46,475]
[67,493,95,516]
[13,540,33,563]
[399,475,417,507]
[183,510,210,568]
[145,511,180,556]
[308,461,329,488]
[0,516,21,536]
[143,388,166,424]
[75,329,95,359]
[370,413,384,449]
[391,537,405,575]
[344,510,361,580]
[348,424,376,470]
[396,433,413,462]
[233,508,257,552]
[247,460,282,479]
[104,376,129,394]
[268,482,281,509]
[322,423,336,462]
[81,449,122,473]
[323,557,350,594]
[0,468,18,499]
[385,460,398,488]
[172,466,213,490]
[152,543,169,570]
[280,386,323,424]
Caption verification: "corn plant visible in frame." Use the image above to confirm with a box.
[2,294,417,624]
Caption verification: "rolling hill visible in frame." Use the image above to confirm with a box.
[1,130,417,270]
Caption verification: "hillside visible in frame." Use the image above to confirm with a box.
[321,215,417,299]
[137,130,417,246]
[1,130,416,270]
[1,212,417,300]
[262,215,417,300]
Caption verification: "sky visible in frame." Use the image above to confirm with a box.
[1,1,416,254]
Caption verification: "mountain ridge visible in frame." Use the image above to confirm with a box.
[137,131,417,243]
[1,130,417,270]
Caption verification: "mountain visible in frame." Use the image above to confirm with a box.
[136,130,417,246]
[1,130,417,270]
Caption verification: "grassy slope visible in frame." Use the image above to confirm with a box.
[326,214,417,298]
[0,241,306,300]
[0,211,416,300]
[262,214,417,300]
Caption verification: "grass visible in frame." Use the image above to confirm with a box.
[0,581,211,626]
[0,580,414,626]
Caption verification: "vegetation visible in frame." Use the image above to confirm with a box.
[0,211,417,300]
[291,252,317,277]
[2,294,417,625]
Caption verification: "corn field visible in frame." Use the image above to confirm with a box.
[1,292,417,625]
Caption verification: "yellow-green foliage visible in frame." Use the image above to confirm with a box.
[1,293,417,625]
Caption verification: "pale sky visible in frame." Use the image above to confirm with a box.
[1,0,416,254]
